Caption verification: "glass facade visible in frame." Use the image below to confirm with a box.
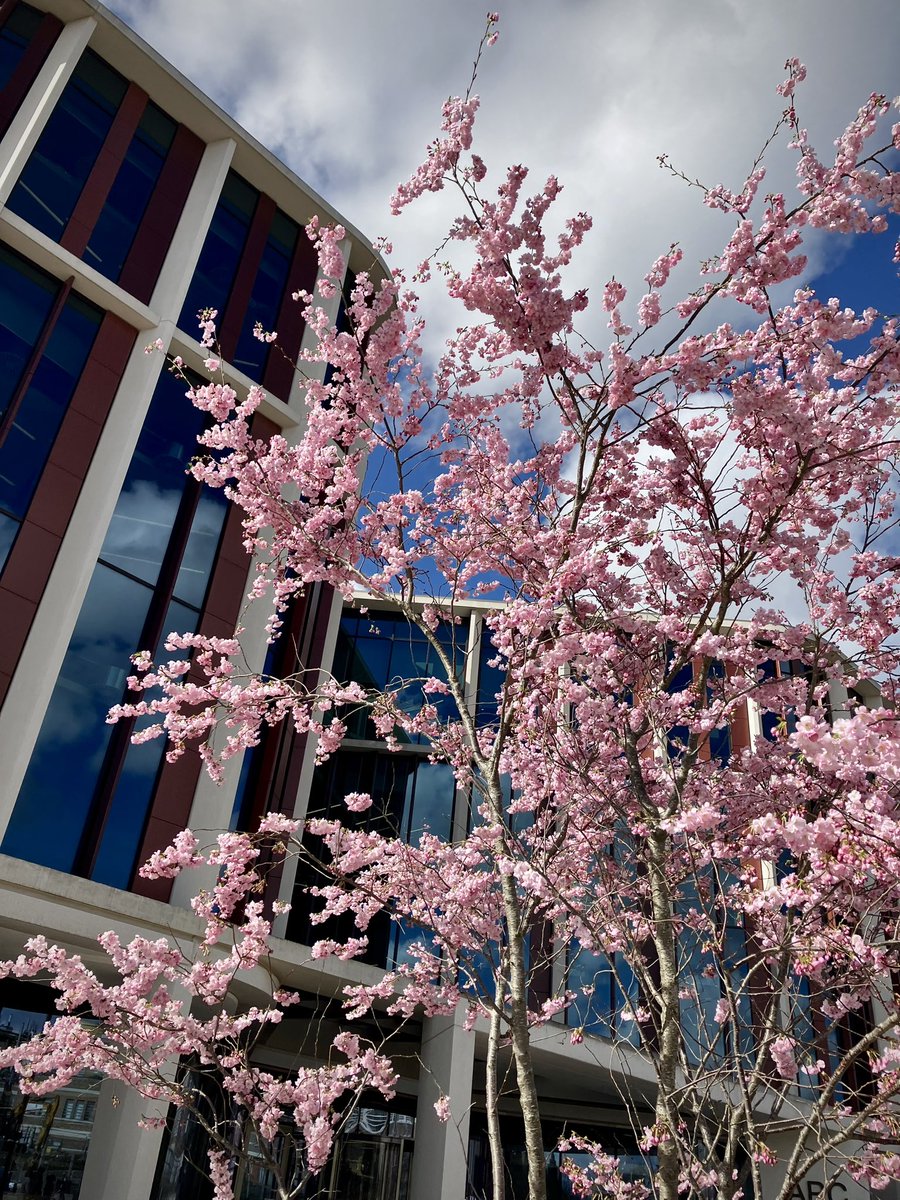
[2,369,228,888]
[0,245,102,571]
[7,49,126,241]
[287,608,465,966]
[6,46,179,288]
[178,172,304,386]
[759,657,800,741]
[153,1090,414,1200]
[332,609,461,742]
[566,944,640,1047]
[287,750,456,968]
[231,210,299,381]
[178,171,257,338]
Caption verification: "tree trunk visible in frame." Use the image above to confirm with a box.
[648,830,682,1200]
[485,1000,507,1200]
[501,872,547,1200]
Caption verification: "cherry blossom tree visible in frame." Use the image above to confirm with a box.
[6,15,900,1200]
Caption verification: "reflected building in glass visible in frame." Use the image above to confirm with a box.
[0,4,884,1200]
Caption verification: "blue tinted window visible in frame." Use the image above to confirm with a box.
[0,5,43,94]
[178,171,257,337]
[0,294,100,522]
[287,751,456,964]
[475,619,505,727]
[90,598,200,889]
[567,944,640,1045]
[666,651,693,759]
[3,369,229,887]
[97,371,208,587]
[85,101,176,283]
[0,512,16,567]
[0,246,57,421]
[759,658,799,741]
[231,211,299,381]
[2,565,151,872]
[173,487,227,608]
[305,750,455,843]
[7,49,126,240]
[705,658,731,764]
[0,248,101,572]
[334,610,461,742]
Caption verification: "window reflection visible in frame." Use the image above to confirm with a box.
[0,247,57,424]
[287,752,456,967]
[0,989,101,1200]
[0,295,100,523]
[232,212,299,380]
[567,944,640,1046]
[178,171,257,336]
[0,248,101,573]
[3,369,229,888]
[333,610,462,742]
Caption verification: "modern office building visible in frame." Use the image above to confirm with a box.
[0,3,890,1200]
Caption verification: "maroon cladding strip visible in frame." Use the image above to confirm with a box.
[217,193,277,364]
[0,11,61,141]
[262,230,318,402]
[129,412,279,900]
[258,580,336,910]
[0,313,136,708]
[60,82,147,260]
[118,124,204,305]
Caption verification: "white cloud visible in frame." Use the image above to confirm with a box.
[108,0,900,360]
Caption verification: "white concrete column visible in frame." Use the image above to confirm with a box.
[78,1078,168,1200]
[827,678,852,723]
[149,139,235,318]
[0,17,96,205]
[0,138,236,841]
[410,1006,476,1200]
[289,233,352,414]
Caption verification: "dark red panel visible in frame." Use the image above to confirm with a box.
[84,312,135,372]
[262,230,318,402]
[118,124,204,304]
[202,557,249,626]
[1,522,59,602]
[0,588,35,676]
[21,462,80,537]
[730,697,751,753]
[218,193,277,363]
[0,12,61,141]
[68,358,121,421]
[47,408,103,477]
[130,816,184,902]
[60,83,147,260]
